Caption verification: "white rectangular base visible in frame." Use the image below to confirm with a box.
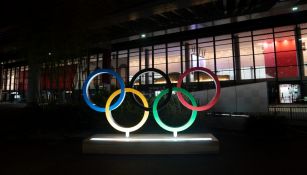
[83,134,219,154]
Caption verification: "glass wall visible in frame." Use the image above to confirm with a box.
[1,23,306,103]
[0,64,28,102]
[122,26,300,83]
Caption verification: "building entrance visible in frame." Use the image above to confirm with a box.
[279,84,300,103]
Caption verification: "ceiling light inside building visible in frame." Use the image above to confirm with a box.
[292,6,298,11]
[141,34,146,38]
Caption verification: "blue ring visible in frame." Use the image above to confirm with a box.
[82,69,126,112]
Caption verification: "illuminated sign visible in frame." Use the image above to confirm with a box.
[82,67,220,137]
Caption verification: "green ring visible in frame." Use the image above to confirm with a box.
[152,87,198,133]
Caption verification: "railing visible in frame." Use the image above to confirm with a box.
[269,106,307,120]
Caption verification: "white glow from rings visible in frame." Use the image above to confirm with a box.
[105,88,149,133]
[90,137,212,142]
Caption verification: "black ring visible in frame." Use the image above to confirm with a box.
[129,68,173,111]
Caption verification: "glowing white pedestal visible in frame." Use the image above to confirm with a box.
[83,134,219,154]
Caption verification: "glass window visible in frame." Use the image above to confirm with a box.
[24,66,28,92]
[58,60,65,90]
[237,32,254,80]
[129,48,140,81]
[253,29,276,79]
[7,68,11,91]
[16,67,20,91]
[279,84,300,103]
[77,58,85,90]
[154,44,166,84]
[11,67,16,91]
[118,50,128,83]
[98,53,103,68]
[154,44,166,72]
[18,66,24,92]
[4,68,8,91]
[63,59,76,91]
[215,35,234,80]
[300,28,307,76]
[141,46,152,69]
[140,46,153,84]
[89,55,97,72]
[1,68,5,91]
[275,30,298,79]
[182,40,197,82]
[110,52,117,87]
[274,25,295,32]
[253,28,273,35]
[198,37,215,72]
[168,42,181,83]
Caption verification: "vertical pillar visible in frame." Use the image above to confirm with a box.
[13,67,16,92]
[22,66,25,97]
[55,60,61,103]
[4,67,8,101]
[77,57,82,101]
[295,25,306,98]
[272,28,279,104]
[27,61,41,105]
[165,44,168,75]
[0,63,2,102]
[127,49,130,84]
[295,26,304,80]
[152,46,154,85]
[272,28,278,81]
[213,36,217,74]
[232,34,241,81]
[18,66,21,96]
[3,67,6,101]
[63,59,66,92]
[185,43,190,83]
[102,49,111,84]
[78,57,82,90]
[115,51,119,87]
[196,38,200,83]
[145,48,149,84]
[87,54,90,75]
[63,59,67,103]
[50,60,55,102]
[180,41,183,74]
[251,31,256,81]
[96,53,99,69]
[9,68,12,100]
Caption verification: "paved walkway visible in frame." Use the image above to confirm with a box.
[1,130,307,175]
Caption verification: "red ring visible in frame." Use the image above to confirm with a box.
[176,67,221,111]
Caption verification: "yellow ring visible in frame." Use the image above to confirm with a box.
[105,88,149,133]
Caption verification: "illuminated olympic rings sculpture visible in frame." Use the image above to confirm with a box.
[82,67,221,137]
